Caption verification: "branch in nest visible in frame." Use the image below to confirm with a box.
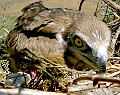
[107,8,120,18]
[79,0,85,11]
[19,48,68,89]
[106,71,120,77]
[2,28,9,33]
[35,65,67,90]
[0,36,4,38]
[73,75,120,86]
[94,0,101,16]
[107,17,120,26]
[109,57,120,60]
[102,0,120,11]
[108,26,120,57]
[72,70,120,86]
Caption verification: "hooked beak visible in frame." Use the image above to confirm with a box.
[94,45,108,72]
[97,54,107,71]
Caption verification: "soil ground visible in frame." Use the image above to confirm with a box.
[0,0,98,16]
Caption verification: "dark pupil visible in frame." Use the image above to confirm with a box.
[78,40,80,43]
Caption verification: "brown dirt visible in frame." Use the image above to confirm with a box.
[0,0,98,16]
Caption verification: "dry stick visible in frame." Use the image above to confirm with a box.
[108,26,120,57]
[75,70,120,85]
[73,75,120,85]
[0,36,4,38]
[107,17,120,26]
[109,57,120,60]
[94,0,101,16]
[0,28,9,38]
[112,12,120,18]
[103,5,109,22]
[73,75,92,85]
[102,0,120,11]
[79,0,85,11]
[106,71,120,77]
[76,81,93,85]
[107,8,120,18]
[35,65,67,89]
[2,28,9,33]
[102,0,120,26]
[73,68,120,85]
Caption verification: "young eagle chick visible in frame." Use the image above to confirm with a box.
[6,1,111,72]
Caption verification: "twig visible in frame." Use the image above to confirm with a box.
[112,12,120,18]
[103,5,109,22]
[109,57,120,60]
[77,81,93,85]
[107,17,120,26]
[94,0,101,16]
[73,75,120,85]
[2,28,9,33]
[73,70,120,85]
[107,8,120,18]
[0,36,4,38]
[79,0,85,11]
[106,71,120,77]
[108,26,120,57]
[102,0,120,11]
[35,65,67,89]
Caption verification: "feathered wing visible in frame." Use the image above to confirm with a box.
[16,1,75,32]
[7,2,80,55]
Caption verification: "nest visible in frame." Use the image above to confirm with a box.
[0,42,120,94]
[0,0,120,94]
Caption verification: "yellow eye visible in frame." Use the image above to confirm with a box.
[74,38,83,47]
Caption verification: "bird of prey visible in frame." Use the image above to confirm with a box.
[6,1,111,72]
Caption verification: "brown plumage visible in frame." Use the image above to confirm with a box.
[6,1,111,72]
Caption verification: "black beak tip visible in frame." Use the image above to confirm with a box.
[97,54,107,72]
[100,65,106,72]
